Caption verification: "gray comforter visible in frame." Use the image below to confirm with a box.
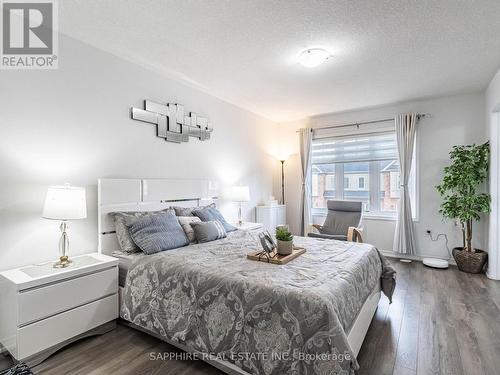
[121,231,395,374]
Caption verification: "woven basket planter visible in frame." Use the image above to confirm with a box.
[452,247,488,274]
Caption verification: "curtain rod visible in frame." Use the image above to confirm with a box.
[296,113,431,133]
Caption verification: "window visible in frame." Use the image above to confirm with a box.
[325,174,335,190]
[311,166,335,208]
[311,131,417,218]
[378,160,400,213]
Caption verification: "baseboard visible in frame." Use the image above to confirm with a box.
[486,270,500,280]
[380,250,456,266]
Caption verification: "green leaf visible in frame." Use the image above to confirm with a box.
[436,141,490,247]
[276,226,293,241]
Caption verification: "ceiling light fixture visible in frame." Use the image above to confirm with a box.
[298,48,330,68]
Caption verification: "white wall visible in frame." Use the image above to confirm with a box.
[487,69,500,114]
[0,35,278,271]
[486,68,500,279]
[280,93,488,258]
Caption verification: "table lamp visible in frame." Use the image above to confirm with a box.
[42,184,87,268]
[232,186,250,226]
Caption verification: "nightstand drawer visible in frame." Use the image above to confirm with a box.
[18,267,118,325]
[17,294,118,359]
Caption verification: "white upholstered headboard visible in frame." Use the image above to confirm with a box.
[98,178,217,255]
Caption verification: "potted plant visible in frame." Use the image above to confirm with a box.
[276,226,293,255]
[436,141,490,273]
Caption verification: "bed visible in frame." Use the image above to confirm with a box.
[98,178,395,375]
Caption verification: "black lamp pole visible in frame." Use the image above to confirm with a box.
[280,160,285,205]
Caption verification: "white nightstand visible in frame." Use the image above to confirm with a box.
[235,222,264,232]
[0,253,119,366]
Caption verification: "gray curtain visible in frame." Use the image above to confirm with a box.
[393,113,417,255]
[299,128,313,236]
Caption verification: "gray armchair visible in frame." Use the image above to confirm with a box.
[308,200,364,242]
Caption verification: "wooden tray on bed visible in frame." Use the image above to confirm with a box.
[247,247,306,265]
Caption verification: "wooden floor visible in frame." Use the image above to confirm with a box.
[2,261,500,375]
[357,260,500,375]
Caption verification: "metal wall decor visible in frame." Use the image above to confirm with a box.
[131,100,213,143]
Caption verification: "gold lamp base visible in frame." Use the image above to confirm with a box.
[54,255,72,268]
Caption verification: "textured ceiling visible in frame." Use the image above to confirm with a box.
[60,0,500,122]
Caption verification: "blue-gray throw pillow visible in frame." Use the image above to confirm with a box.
[190,221,227,243]
[128,212,189,255]
[110,208,175,254]
[173,203,216,216]
[192,207,237,232]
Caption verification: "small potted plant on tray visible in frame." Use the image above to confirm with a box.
[276,226,294,255]
[436,141,490,273]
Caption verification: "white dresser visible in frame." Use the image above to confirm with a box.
[255,205,286,233]
[0,253,119,366]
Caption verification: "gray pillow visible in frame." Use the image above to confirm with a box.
[191,221,227,243]
[177,216,202,243]
[193,207,237,232]
[110,208,174,253]
[173,203,216,217]
[128,211,189,255]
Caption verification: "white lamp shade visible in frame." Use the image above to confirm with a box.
[42,185,87,220]
[232,186,250,202]
[277,152,290,162]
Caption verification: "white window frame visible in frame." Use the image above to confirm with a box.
[310,130,419,221]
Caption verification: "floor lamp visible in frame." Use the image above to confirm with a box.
[278,154,289,205]
[280,160,286,204]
